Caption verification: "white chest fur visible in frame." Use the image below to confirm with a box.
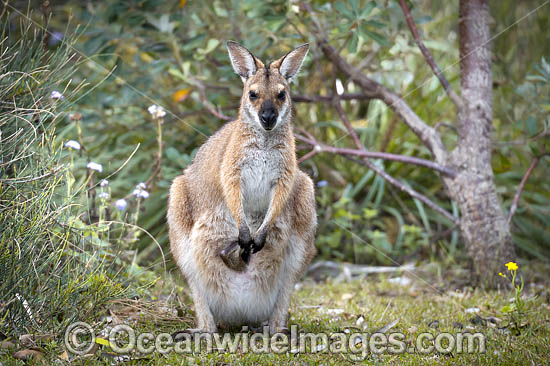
[240,148,283,231]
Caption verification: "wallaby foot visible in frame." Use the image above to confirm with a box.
[220,241,248,272]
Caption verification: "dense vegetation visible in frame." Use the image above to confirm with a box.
[0,0,549,364]
[33,0,548,266]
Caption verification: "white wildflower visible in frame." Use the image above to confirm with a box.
[64,140,81,150]
[98,192,110,199]
[335,79,345,95]
[132,182,149,199]
[147,104,166,119]
[50,90,64,100]
[86,161,103,173]
[115,199,127,211]
[132,188,149,199]
[100,179,109,187]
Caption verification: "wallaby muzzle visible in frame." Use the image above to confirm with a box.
[260,100,278,130]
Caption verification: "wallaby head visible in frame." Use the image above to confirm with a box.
[226,41,308,132]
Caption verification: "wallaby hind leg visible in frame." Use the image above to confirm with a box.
[269,283,293,335]
[173,286,216,340]
[190,284,217,333]
[268,171,317,335]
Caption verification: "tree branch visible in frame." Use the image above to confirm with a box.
[296,133,456,177]
[506,154,548,225]
[302,3,447,163]
[297,134,458,222]
[292,93,371,103]
[346,155,458,224]
[191,77,233,121]
[398,0,463,110]
[333,101,363,151]
[333,99,455,177]
[297,148,319,164]
[326,99,455,222]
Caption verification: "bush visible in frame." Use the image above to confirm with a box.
[0,12,128,337]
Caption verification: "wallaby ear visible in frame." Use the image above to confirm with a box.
[271,44,309,81]
[226,41,264,81]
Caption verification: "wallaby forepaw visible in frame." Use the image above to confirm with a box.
[252,227,268,253]
[220,240,249,271]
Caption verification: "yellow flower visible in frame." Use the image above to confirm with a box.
[505,262,518,271]
[498,272,506,278]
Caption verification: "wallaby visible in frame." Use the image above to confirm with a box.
[167,41,317,334]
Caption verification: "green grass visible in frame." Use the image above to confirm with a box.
[2,264,549,365]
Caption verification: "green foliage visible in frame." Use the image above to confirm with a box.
[494,58,550,260]
[29,0,550,270]
[0,11,160,338]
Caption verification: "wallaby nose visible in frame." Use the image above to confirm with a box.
[260,102,278,130]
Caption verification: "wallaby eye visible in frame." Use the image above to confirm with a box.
[277,90,286,101]
[249,91,258,101]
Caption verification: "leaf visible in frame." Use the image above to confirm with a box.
[168,67,186,81]
[172,88,191,102]
[165,147,182,163]
[198,39,220,55]
[140,52,154,63]
[347,31,359,54]
[359,27,388,46]
[333,2,353,19]
[350,0,359,16]
[95,337,113,347]
[500,305,513,313]
[525,116,537,136]
[360,1,376,18]
[365,19,385,29]
[213,1,228,17]
[146,14,177,33]
[528,142,541,157]
[59,350,69,361]
[541,56,550,75]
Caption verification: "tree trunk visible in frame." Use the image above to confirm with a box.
[442,0,516,286]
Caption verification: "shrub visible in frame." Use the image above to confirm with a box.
[0,12,127,337]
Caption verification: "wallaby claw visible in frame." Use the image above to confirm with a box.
[237,223,254,250]
[220,241,239,266]
[252,227,268,253]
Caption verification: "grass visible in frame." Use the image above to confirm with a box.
[1,263,549,365]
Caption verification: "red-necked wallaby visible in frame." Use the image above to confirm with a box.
[167,41,316,334]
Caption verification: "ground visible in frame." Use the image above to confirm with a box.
[2,263,550,365]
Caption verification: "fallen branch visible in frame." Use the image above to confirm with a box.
[307,260,416,278]
[398,0,463,109]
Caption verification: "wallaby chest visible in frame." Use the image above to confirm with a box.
[239,144,284,230]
